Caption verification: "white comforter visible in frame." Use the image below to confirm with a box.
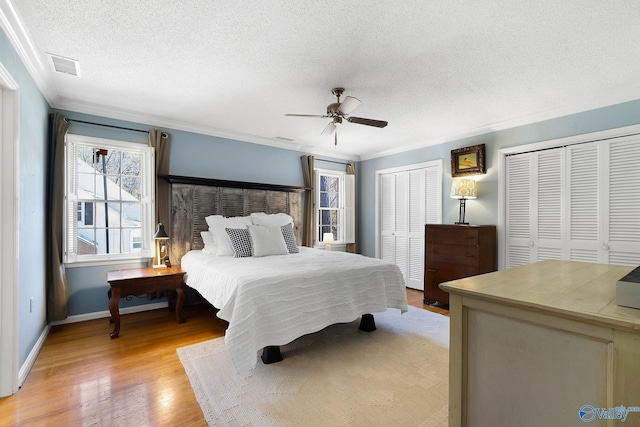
[181,247,408,371]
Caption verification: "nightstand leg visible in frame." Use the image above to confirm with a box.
[109,288,121,338]
[175,287,185,324]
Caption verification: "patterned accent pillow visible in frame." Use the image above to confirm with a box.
[281,223,299,254]
[225,227,252,258]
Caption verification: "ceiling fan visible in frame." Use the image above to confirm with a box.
[286,88,388,145]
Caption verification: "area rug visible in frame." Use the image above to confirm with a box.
[177,306,449,426]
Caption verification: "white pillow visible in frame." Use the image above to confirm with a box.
[208,216,253,256]
[204,214,224,229]
[200,231,216,255]
[250,212,294,227]
[248,225,289,257]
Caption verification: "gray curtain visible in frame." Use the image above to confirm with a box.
[46,112,70,321]
[149,130,171,230]
[301,155,315,247]
[346,161,357,254]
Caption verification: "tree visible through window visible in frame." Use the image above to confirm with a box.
[65,134,153,263]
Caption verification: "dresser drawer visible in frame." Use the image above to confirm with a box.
[425,263,477,285]
[427,227,479,246]
[424,264,476,305]
[427,244,479,266]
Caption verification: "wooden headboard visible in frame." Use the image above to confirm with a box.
[164,175,305,266]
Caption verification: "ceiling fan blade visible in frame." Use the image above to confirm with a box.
[321,121,337,135]
[285,113,329,118]
[347,116,388,128]
[338,96,361,115]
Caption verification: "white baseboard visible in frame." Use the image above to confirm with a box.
[50,301,169,326]
[19,302,169,388]
[19,324,50,388]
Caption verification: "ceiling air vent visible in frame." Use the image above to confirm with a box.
[275,136,295,142]
[47,53,80,77]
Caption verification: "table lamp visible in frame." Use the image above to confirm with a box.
[153,223,169,269]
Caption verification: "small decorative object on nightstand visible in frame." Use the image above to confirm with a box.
[323,232,334,251]
[106,266,186,338]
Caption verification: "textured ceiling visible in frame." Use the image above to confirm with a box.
[6,0,640,159]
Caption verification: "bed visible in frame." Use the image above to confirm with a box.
[165,175,408,372]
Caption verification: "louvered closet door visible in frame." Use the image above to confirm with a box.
[605,136,640,265]
[407,170,425,290]
[380,171,409,282]
[535,149,565,260]
[506,149,565,266]
[505,153,533,268]
[379,164,442,290]
[567,142,600,262]
[394,173,409,281]
[506,135,640,268]
[379,173,397,265]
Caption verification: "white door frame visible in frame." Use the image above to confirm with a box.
[0,63,20,397]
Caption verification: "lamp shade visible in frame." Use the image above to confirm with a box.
[154,223,169,240]
[450,179,478,199]
[323,232,334,244]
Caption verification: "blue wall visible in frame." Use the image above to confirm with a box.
[358,99,640,258]
[1,29,50,367]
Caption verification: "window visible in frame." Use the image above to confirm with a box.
[314,169,355,247]
[77,202,94,225]
[65,134,154,263]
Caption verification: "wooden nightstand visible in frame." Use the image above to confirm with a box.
[107,266,186,338]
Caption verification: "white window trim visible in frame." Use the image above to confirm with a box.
[64,134,154,266]
[314,169,355,249]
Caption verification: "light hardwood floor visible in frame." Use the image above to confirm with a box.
[0,288,447,426]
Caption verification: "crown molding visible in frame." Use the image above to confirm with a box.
[359,89,640,161]
[0,0,56,103]
[54,97,360,162]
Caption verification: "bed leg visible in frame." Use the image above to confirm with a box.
[359,313,376,332]
[261,346,283,364]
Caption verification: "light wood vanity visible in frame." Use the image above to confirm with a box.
[440,260,640,426]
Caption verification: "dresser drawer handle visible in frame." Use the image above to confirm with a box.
[464,254,475,258]
[427,269,437,273]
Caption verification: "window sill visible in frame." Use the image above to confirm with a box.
[65,257,151,269]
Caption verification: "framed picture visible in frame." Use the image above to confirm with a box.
[451,144,486,177]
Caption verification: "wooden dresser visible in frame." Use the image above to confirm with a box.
[424,224,496,305]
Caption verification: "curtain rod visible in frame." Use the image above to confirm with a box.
[316,158,354,166]
[65,118,168,138]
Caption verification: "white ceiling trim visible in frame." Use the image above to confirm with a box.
[359,89,640,161]
[54,97,359,162]
[0,0,55,101]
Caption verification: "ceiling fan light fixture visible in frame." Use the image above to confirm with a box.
[285,88,387,146]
